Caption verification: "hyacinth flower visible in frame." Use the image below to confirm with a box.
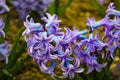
[86,56,107,74]
[60,59,84,79]
[106,3,120,17]
[27,33,57,60]
[41,13,62,34]
[33,32,56,59]
[0,0,9,14]
[81,33,108,53]
[73,43,91,64]
[57,49,73,68]
[11,0,54,20]
[22,15,44,36]
[64,27,88,43]
[86,17,108,32]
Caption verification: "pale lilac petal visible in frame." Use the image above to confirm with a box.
[74,68,84,73]
[86,67,94,74]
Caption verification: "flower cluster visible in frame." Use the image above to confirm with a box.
[23,3,120,79]
[0,18,10,64]
[0,0,9,14]
[11,0,54,20]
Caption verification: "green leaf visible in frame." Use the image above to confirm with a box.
[5,27,25,70]
[9,55,29,74]
[2,69,12,77]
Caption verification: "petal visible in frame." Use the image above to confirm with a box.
[39,62,48,72]
[100,62,107,67]
[59,72,68,79]
[86,67,94,74]
[69,71,75,79]
[74,68,84,73]
[58,59,65,68]
[95,66,102,72]
[74,58,80,68]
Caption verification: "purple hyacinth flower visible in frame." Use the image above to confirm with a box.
[64,27,88,43]
[33,32,54,54]
[106,3,120,16]
[81,33,107,53]
[60,59,84,79]
[86,56,107,74]
[0,18,5,37]
[106,46,117,59]
[0,41,10,64]
[53,30,72,54]
[103,28,120,47]
[0,0,9,14]
[41,13,61,34]
[86,17,108,31]
[73,43,91,63]
[58,49,73,68]
[22,15,44,36]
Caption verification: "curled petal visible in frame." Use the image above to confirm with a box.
[74,68,84,73]
[100,62,107,67]
[74,58,80,68]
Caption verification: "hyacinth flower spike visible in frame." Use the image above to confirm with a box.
[0,0,9,14]
[60,59,84,79]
